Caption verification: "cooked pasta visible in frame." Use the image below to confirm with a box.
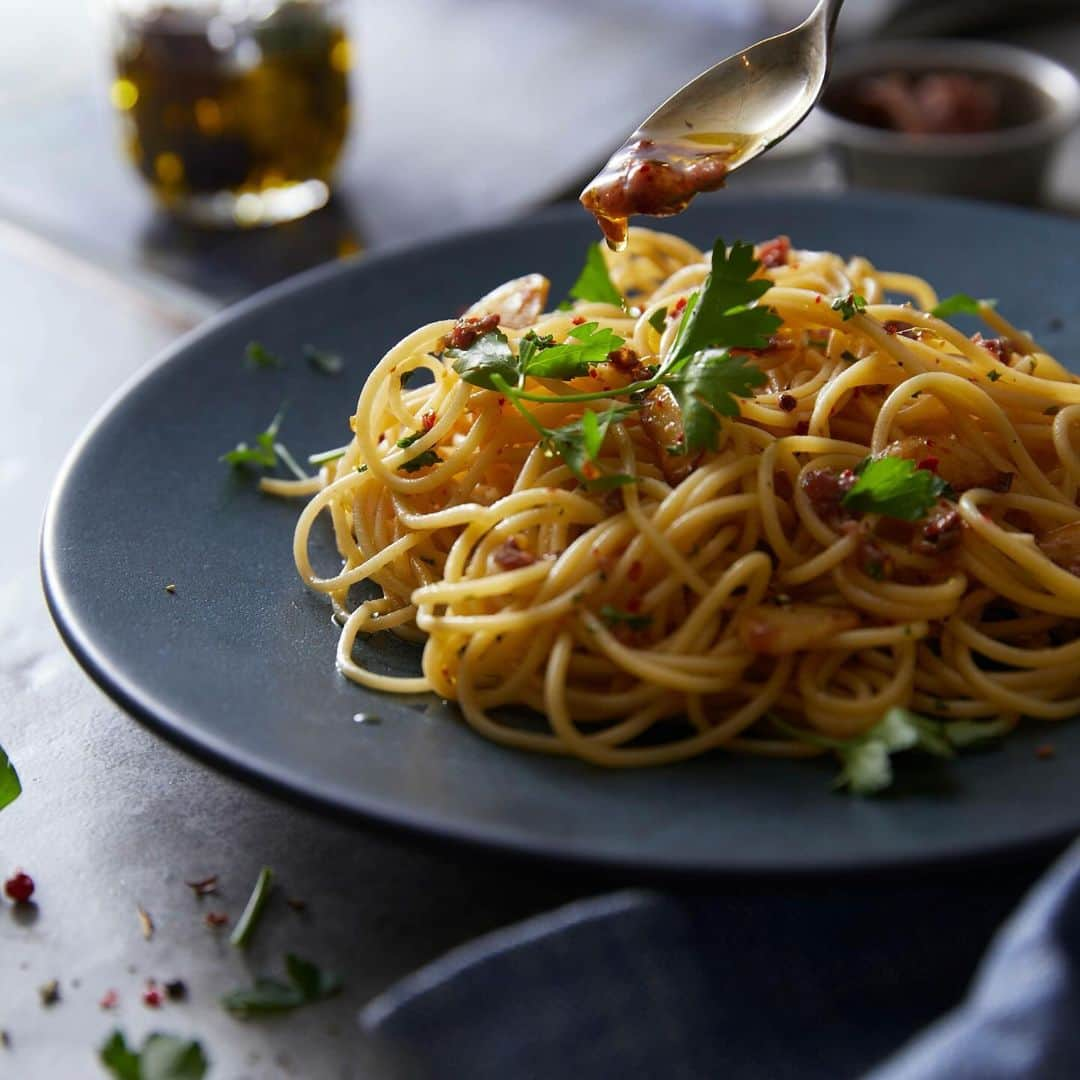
[270,228,1080,776]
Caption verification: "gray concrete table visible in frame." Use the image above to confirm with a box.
[3,3,1080,1078]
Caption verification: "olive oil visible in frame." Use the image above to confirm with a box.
[112,1,351,226]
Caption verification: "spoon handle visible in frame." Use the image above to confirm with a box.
[811,0,846,35]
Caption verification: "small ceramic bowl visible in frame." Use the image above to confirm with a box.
[820,40,1080,204]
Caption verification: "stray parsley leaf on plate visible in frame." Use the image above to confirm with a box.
[0,743,20,813]
[245,341,283,369]
[221,954,342,1018]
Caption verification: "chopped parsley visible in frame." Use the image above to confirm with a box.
[100,1030,208,1080]
[449,237,774,477]
[842,456,948,521]
[230,866,273,949]
[0,744,20,813]
[543,406,638,488]
[930,293,996,319]
[221,404,304,477]
[303,345,344,375]
[986,370,1002,382]
[221,954,342,1018]
[599,605,652,630]
[669,239,782,362]
[776,708,1008,795]
[245,341,283,369]
[560,243,624,309]
[648,307,668,333]
[400,449,440,473]
[831,293,867,321]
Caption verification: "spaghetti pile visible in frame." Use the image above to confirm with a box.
[272,229,1080,781]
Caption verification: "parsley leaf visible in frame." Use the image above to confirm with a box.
[831,293,867,320]
[221,405,288,471]
[0,743,20,813]
[648,307,668,333]
[222,954,342,1018]
[400,449,440,473]
[930,293,997,319]
[670,240,781,364]
[517,331,556,370]
[561,243,624,308]
[304,345,344,375]
[521,323,624,380]
[447,331,521,390]
[543,405,638,487]
[663,350,766,452]
[842,456,948,521]
[245,341,283,369]
[100,1030,208,1080]
[230,866,272,949]
[986,370,1002,382]
[599,605,652,630]
[396,430,425,449]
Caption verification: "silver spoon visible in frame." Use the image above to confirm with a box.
[580,0,846,248]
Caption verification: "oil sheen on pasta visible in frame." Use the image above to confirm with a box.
[275,229,1080,768]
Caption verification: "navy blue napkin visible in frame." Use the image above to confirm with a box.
[362,842,1079,1079]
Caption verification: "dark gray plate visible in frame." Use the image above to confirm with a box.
[41,193,1080,876]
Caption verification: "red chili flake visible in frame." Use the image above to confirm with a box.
[628,560,643,582]
[814,295,822,304]
[497,397,505,406]
[204,911,229,929]
[1036,744,1056,760]
[669,297,687,319]
[916,456,940,473]
[571,315,587,326]
[142,983,163,1008]
[185,875,218,897]
[778,393,797,413]
[422,411,437,432]
[99,989,119,1010]
[4,871,34,904]
[587,367,599,379]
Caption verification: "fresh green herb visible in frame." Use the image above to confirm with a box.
[664,349,766,452]
[930,293,996,318]
[303,345,344,375]
[221,405,290,472]
[0,744,20,813]
[599,605,652,630]
[452,237,774,477]
[542,405,638,488]
[831,293,867,321]
[942,718,1014,748]
[521,323,624,380]
[230,866,273,949]
[221,954,342,1018]
[446,330,520,391]
[648,307,668,333]
[986,370,1002,382]
[100,1030,208,1080]
[308,446,348,466]
[842,456,948,521]
[841,350,859,363]
[670,239,781,363]
[396,430,426,449]
[400,449,440,473]
[560,243,624,309]
[245,341,283,369]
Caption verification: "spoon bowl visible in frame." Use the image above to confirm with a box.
[581,0,844,246]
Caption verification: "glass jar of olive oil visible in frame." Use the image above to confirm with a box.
[110,1,352,227]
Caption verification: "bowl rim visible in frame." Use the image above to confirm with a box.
[820,38,1080,157]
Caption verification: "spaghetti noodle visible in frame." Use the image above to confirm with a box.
[272,228,1080,777]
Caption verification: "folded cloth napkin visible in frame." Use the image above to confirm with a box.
[361,841,1079,1079]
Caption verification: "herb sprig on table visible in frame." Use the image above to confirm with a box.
[100,1030,208,1080]
[445,239,777,485]
[221,954,342,1018]
[0,743,20,813]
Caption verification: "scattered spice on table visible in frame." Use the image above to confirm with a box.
[1,1030,11,1049]
[142,981,163,1008]
[136,904,155,941]
[39,979,61,1006]
[1036,743,1056,760]
[164,979,188,1002]
[164,583,177,594]
[204,911,229,929]
[99,989,119,1010]
[185,875,219,897]
[4,870,34,904]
